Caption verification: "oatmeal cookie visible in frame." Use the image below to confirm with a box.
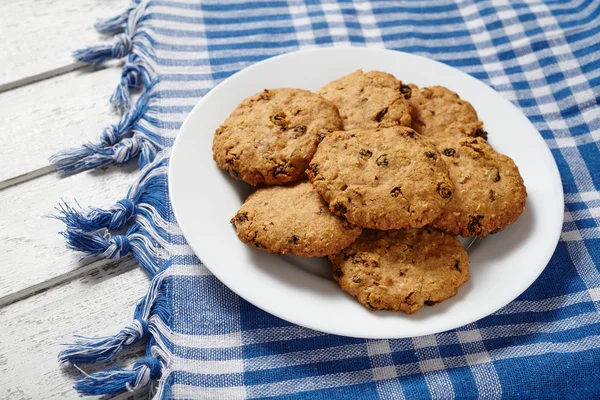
[432,137,527,236]
[317,70,413,130]
[408,84,487,140]
[213,88,343,186]
[308,126,453,230]
[330,228,470,313]
[231,182,362,257]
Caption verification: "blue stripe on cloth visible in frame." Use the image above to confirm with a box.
[171,276,242,335]
[61,0,600,398]
[243,355,373,385]
[242,336,366,359]
[492,347,600,398]
[444,366,478,398]
[257,381,380,400]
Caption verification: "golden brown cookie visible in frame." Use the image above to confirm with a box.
[213,88,343,186]
[308,126,453,230]
[432,137,527,237]
[408,84,487,140]
[329,228,470,313]
[317,70,413,130]
[231,182,362,257]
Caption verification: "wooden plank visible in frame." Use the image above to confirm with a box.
[0,258,151,400]
[0,0,129,90]
[0,163,141,303]
[0,67,122,185]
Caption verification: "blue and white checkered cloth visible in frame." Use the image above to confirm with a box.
[54,0,600,398]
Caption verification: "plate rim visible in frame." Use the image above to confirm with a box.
[168,47,564,338]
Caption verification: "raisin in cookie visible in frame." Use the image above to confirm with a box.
[432,137,527,237]
[308,127,453,230]
[317,70,413,130]
[213,88,343,186]
[330,228,470,313]
[231,182,362,257]
[408,85,487,140]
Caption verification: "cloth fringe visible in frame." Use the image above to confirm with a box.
[56,1,174,397]
[66,270,173,396]
[51,0,158,175]
[94,0,141,35]
[73,0,150,66]
[55,157,168,232]
[59,267,170,364]
[49,83,161,174]
[111,56,154,112]
[58,156,172,396]
[61,210,169,276]
[74,355,163,395]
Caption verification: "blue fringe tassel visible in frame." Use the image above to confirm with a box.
[138,133,161,170]
[94,0,141,35]
[75,0,149,66]
[55,157,167,232]
[59,179,172,394]
[56,199,136,232]
[59,265,170,364]
[60,0,173,396]
[49,82,159,174]
[61,211,168,276]
[60,309,147,364]
[63,229,132,259]
[73,33,133,66]
[74,356,162,395]
[110,60,152,112]
[156,372,174,400]
[76,0,155,114]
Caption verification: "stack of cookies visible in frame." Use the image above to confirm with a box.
[212,70,527,314]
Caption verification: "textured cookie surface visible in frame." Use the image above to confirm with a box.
[213,88,343,186]
[308,127,454,230]
[408,85,487,140]
[317,70,413,130]
[432,137,527,237]
[330,228,470,313]
[231,182,362,257]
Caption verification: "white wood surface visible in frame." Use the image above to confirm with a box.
[0,67,122,185]
[0,0,129,91]
[0,1,156,398]
[0,259,149,400]
[0,163,139,304]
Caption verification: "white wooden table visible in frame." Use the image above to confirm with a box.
[0,1,151,398]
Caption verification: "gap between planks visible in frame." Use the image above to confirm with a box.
[0,66,142,313]
[0,257,150,400]
[0,162,141,301]
[0,65,123,184]
[0,255,136,308]
[0,165,57,191]
[0,0,129,89]
[0,62,85,94]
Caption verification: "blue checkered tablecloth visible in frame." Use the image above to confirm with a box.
[55,0,600,398]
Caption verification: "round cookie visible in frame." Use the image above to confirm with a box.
[432,137,527,237]
[231,182,362,257]
[213,88,343,186]
[329,228,470,313]
[308,126,454,230]
[317,70,413,130]
[408,84,487,140]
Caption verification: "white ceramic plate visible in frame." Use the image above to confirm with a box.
[169,47,563,338]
